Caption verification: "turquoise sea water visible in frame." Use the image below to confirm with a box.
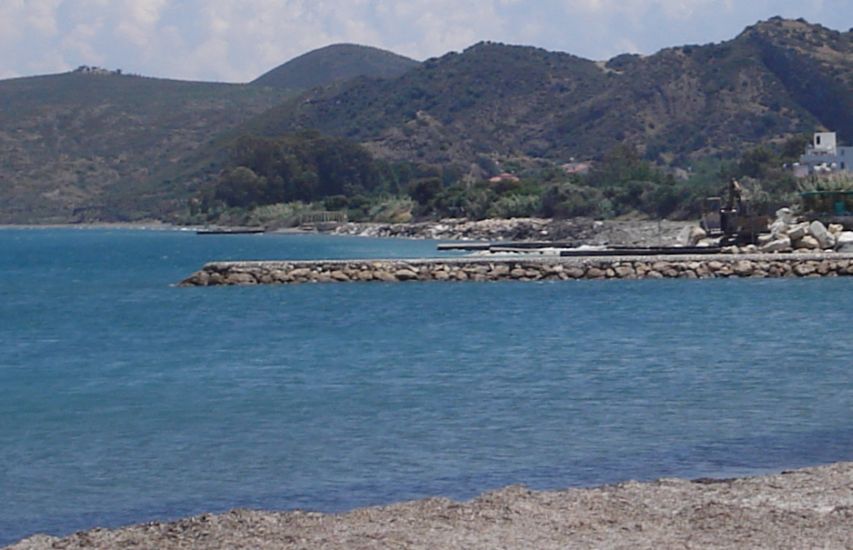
[1,228,851,545]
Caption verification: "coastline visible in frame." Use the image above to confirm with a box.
[0,222,185,231]
[9,461,852,549]
[0,218,692,245]
[312,218,692,245]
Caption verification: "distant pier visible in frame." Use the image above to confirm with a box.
[180,253,853,286]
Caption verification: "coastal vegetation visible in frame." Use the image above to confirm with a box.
[192,131,813,226]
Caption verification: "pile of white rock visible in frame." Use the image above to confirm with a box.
[760,209,853,254]
[680,209,853,254]
[328,218,554,241]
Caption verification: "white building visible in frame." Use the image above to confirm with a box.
[794,132,853,177]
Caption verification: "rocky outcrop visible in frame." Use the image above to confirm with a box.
[180,254,853,286]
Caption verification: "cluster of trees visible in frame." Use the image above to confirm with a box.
[199,131,810,225]
[408,146,717,220]
[200,132,441,223]
[210,132,390,207]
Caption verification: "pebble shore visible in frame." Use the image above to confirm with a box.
[320,218,691,245]
[180,253,853,286]
[9,462,852,549]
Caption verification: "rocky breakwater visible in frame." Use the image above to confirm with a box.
[180,253,853,287]
[760,217,853,254]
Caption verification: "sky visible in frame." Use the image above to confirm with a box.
[1,0,851,82]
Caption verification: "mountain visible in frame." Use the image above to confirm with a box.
[252,44,420,91]
[1,19,850,223]
[0,70,289,223]
[247,42,609,166]
[0,44,421,223]
[243,18,851,171]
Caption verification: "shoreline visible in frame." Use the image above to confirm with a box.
[318,218,692,245]
[0,222,185,231]
[0,218,692,245]
[9,461,852,549]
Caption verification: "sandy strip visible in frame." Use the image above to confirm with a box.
[8,462,852,549]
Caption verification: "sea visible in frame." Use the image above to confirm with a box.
[1,227,851,545]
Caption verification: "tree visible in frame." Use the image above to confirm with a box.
[409,178,443,207]
[210,132,389,208]
[214,167,267,208]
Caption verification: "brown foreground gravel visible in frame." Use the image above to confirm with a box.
[8,462,852,550]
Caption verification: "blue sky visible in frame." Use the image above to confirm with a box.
[1,0,850,82]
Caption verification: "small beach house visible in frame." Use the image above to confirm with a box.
[793,132,853,177]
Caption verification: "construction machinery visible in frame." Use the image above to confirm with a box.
[701,179,769,245]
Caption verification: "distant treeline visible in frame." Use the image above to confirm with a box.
[197,131,810,225]
[210,132,390,206]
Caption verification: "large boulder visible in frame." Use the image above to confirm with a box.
[760,236,792,253]
[768,207,794,239]
[677,225,707,246]
[809,221,835,249]
[828,223,844,236]
[733,260,755,276]
[225,272,257,285]
[787,222,810,242]
[394,268,419,281]
[775,207,795,226]
[836,232,853,253]
[769,219,789,239]
[795,235,821,250]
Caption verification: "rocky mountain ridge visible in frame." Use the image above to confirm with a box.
[250,17,850,172]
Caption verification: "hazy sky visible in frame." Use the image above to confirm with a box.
[1,0,850,82]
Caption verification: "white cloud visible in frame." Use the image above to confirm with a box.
[115,0,168,47]
[566,0,732,17]
[26,0,62,35]
[0,1,26,43]
[61,21,106,65]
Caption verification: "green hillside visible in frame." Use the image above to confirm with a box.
[249,42,610,165]
[0,71,289,223]
[253,44,420,91]
[243,18,850,171]
[0,44,423,223]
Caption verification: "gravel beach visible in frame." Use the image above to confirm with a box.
[9,461,852,549]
